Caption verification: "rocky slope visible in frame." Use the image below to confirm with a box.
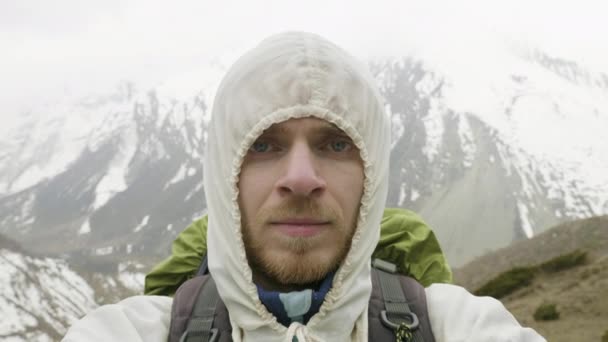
[454,216,608,342]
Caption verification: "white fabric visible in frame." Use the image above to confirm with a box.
[426,284,546,342]
[203,31,390,342]
[62,287,546,341]
[62,295,172,342]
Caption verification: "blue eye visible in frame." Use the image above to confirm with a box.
[329,140,351,152]
[250,141,271,153]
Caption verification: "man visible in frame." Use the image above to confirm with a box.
[63,32,545,341]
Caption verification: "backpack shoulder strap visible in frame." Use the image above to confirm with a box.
[368,259,436,342]
[171,257,434,342]
[168,273,232,342]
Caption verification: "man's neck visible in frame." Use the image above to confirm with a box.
[252,272,324,293]
[255,271,336,327]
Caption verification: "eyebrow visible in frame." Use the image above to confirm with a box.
[316,124,350,138]
[262,121,347,137]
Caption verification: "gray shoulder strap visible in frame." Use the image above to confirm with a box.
[180,276,220,342]
[369,259,436,342]
[169,274,232,342]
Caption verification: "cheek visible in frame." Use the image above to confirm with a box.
[238,165,276,218]
[323,162,365,212]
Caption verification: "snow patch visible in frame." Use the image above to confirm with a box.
[118,272,145,293]
[117,263,145,293]
[95,246,113,256]
[78,220,91,235]
[516,202,534,238]
[421,98,445,163]
[184,181,203,202]
[133,215,150,233]
[92,125,137,210]
[411,189,420,202]
[388,105,405,150]
[398,183,407,206]
[457,114,476,168]
[10,166,47,194]
[165,164,187,190]
[19,193,36,222]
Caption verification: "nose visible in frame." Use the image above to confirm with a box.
[276,142,326,197]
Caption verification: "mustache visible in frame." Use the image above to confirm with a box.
[254,198,342,225]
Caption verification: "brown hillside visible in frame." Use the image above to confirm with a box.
[454,216,608,342]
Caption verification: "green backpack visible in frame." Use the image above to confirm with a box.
[145,208,452,297]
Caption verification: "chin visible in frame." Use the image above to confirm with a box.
[260,249,343,285]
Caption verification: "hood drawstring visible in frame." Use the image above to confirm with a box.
[285,322,321,342]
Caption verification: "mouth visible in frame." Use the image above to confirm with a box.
[270,218,330,237]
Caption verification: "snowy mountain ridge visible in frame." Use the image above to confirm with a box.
[412,46,607,218]
[0,43,607,267]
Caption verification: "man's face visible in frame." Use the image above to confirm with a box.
[238,117,364,290]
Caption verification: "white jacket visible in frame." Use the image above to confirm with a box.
[63,32,545,341]
[62,284,546,341]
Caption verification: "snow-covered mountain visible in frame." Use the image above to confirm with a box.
[0,44,607,270]
[376,47,608,265]
[0,234,145,340]
[0,63,225,261]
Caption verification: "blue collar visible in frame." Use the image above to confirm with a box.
[256,272,335,327]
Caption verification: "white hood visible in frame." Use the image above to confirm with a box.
[204,32,391,342]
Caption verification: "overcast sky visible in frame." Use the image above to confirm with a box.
[1,0,607,123]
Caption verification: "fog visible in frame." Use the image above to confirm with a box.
[1,0,607,128]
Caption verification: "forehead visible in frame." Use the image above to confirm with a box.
[261,117,346,137]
